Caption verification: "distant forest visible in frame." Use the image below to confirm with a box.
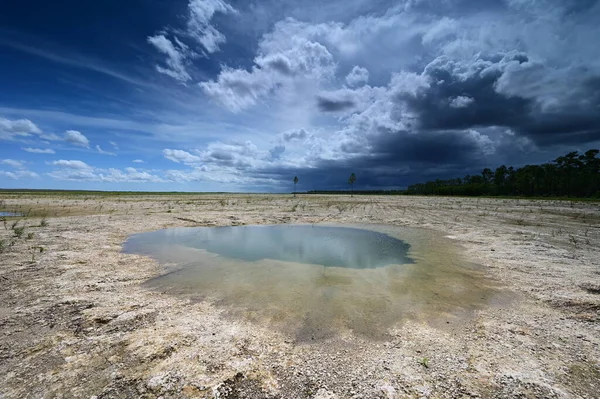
[407,149,600,198]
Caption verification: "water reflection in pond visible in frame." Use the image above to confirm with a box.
[123,224,506,339]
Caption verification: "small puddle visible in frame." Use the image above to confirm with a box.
[0,212,22,217]
[123,224,508,340]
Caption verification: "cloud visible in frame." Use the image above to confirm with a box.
[449,96,474,108]
[268,145,286,160]
[199,140,260,167]
[48,160,164,183]
[316,92,356,112]
[345,66,369,87]
[200,32,336,111]
[96,145,116,156]
[186,0,236,53]
[0,117,42,140]
[147,0,236,82]
[0,170,40,180]
[51,159,92,169]
[100,167,165,183]
[147,34,192,82]
[132,159,145,163]
[388,51,600,145]
[163,149,202,164]
[282,128,310,142]
[64,130,90,148]
[5,0,600,191]
[1,159,25,168]
[164,140,277,186]
[109,141,119,150]
[23,147,55,154]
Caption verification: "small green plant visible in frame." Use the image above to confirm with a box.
[29,246,44,263]
[419,357,429,368]
[13,226,25,238]
[27,232,35,240]
[40,217,48,227]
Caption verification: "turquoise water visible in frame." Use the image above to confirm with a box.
[123,225,414,269]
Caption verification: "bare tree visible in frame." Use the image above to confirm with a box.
[293,176,299,197]
[348,173,356,197]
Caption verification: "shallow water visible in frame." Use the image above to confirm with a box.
[123,224,506,339]
[0,212,22,217]
[125,225,414,269]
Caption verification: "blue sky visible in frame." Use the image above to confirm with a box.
[1,0,599,192]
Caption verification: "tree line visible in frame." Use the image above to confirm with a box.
[406,149,600,198]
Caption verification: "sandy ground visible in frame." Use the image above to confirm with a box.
[0,194,599,399]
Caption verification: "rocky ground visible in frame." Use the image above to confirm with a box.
[0,193,599,399]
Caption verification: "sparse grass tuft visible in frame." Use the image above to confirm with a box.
[419,357,430,368]
[569,235,578,246]
[13,226,25,238]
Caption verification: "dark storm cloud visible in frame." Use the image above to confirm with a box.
[369,130,492,165]
[316,94,356,112]
[393,52,600,146]
[251,128,499,191]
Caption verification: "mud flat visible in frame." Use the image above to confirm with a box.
[0,193,599,398]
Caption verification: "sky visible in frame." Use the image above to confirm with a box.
[1,0,599,192]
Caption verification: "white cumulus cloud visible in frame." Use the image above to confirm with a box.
[64,130,90,148]
[163,149,202,164]
[345,66,369,87]
[51,159,92,169]
[200,35,336,111]
[449,95,474,108]
[0,117,43,140]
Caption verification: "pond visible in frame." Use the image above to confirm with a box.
[124,225,414,269]
[123,224,506,339]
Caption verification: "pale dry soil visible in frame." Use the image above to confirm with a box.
[0,194,599,399]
